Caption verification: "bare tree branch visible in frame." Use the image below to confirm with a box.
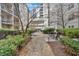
[25,4,42,33]
[14,3,24,34]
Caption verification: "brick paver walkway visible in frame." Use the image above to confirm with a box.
[19,32,54,56]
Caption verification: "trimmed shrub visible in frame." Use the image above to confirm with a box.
[56,28,79,38]
[42,28,55,34]
[27,28,35,35]
[60,36,79,55]
[0,29,21,39]
[63,28,79,38]
[0,35,26,56]
[56,29,64,35]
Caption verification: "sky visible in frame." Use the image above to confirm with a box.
[27,3,41,11]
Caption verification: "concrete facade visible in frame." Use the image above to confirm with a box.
[63,3,79,28]
[48,3,63,29]
[30,3,61,30]
[0,3,28,30]
[49,3,79,29]
[30,4,46,30]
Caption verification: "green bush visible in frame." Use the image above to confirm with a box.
[27,28,35,35]
[56,29,64,35]
[42,28,55,34]
[63,28,79,38]
[0,35,25,56]
[60,36,79,53]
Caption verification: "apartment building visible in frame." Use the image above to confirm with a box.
[43,3,79,29]
[0,3,28,30]
[30,3,63,30]
[30,3,79,30]
[48,3,62,29]
[30,4,46,30]
[63,3,79,28]
[45,3,79,29]
[49,3,79,29]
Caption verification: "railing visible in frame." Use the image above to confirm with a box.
[1,19,12,24]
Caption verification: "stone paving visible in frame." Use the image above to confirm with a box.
[19,32,54,56]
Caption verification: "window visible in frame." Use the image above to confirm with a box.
[40,4,43,8]
[68,3,74,10]
[2,15,4,19]
[40,7,43,11]
[68,25,74,28]
[38,6,43,18]
[40,11,43,18]
[40,14,43,18]
[68,14,74,21]
[1,4,5,9]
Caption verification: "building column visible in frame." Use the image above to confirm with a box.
[11,4,14,30]
[78,3,79,28]
[0,4,2,29]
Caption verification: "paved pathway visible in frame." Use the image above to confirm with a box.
[19,32,54,56]
[48,41,69,56]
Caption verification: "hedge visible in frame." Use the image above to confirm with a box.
[63,28,79,38]
[42,28,55,34]
[56,28,79,38]
[60,36,79,55]
[27,28,35,35]
[0,35,28,56]
[0,29,21,39]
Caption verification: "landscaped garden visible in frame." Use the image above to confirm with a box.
[0,28,34,56]
[42,28,79,56]
[59,28,79,55]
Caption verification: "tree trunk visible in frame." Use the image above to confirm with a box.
[60,4,65,29]
[14,3,25,37]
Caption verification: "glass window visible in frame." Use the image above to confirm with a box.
[68,14,74,21]
[68,3,74,10]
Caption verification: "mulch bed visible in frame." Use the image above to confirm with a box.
[47,41,70,56]
[16,36,32,55]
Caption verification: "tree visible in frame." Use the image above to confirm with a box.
[14,3,36,36]
[56,4,65,29]
[14,3,25,36]
[24,4,42,35]
[60,4,65,29]
[47,3,65,29]
[14,3,42,36]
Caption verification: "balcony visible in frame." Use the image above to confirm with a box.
[1,4,13,14]
[1,19,12,25]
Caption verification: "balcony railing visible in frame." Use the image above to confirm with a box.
[1,19,12,24]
